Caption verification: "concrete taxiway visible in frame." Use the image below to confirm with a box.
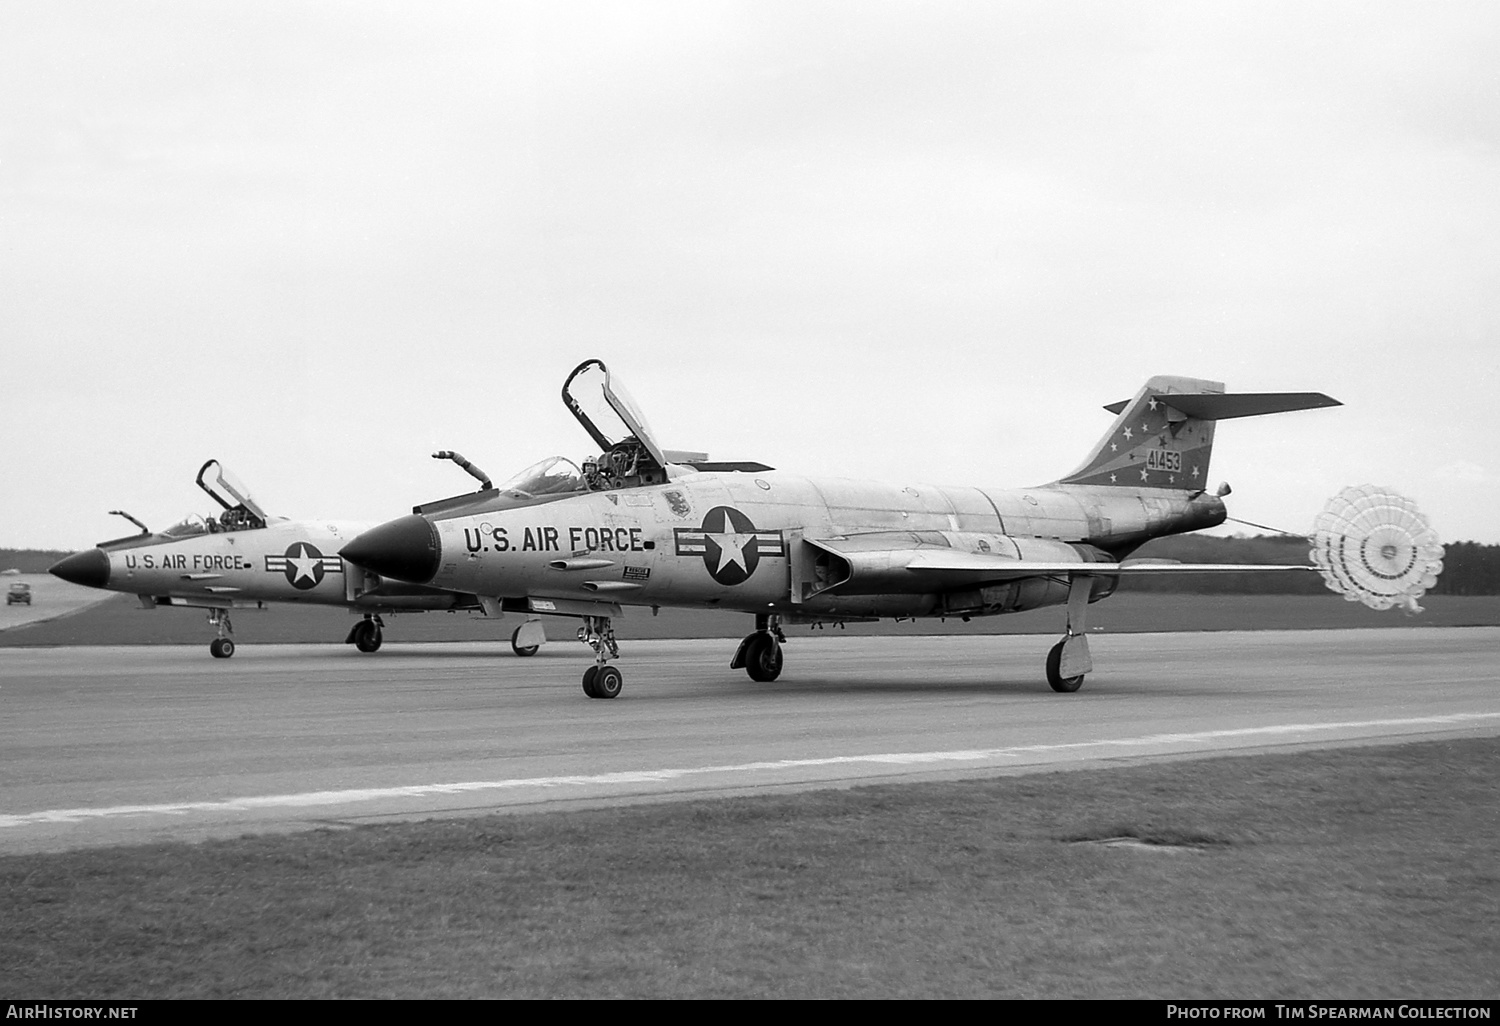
[2,628,1497,855]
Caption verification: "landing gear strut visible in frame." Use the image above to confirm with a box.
[732,613,786,682]
[346,614,385,653]
[1046,576,1093,693]
[208,608,235,659]
[578,615,622,699]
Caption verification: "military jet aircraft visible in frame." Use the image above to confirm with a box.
[48,458,549,658]
[340,359,1430,699]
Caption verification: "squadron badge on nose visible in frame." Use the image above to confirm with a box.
[674,506,786,586]
[265,542,342,590]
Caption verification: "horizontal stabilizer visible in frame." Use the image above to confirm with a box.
[1067,378,1341,491]
[1102,391,1340,420]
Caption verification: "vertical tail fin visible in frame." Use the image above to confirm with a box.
[1056,377,1340,490]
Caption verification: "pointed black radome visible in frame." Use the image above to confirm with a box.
[341,515,441,584]
[49,548,110,588]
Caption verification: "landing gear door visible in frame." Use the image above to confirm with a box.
[561,359,669,471]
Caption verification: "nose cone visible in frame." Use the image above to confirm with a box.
[49,548,111,589]
[341,514,441,584]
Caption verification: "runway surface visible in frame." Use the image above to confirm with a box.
[3,628,1497,855]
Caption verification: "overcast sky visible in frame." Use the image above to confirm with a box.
[4,0,1497,551]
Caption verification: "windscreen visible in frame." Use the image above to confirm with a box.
[494,456,585,498]
[162,514,211,538]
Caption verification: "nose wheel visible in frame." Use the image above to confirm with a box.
[207,608,235,658]
[583,664,623,699]
[578,616,622,698]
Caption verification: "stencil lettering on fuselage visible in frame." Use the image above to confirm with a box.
[264,543,342,590]
[674,506,786,586]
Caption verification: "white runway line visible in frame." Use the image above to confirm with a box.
[4,712,1497,829]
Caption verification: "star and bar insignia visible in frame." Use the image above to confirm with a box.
[674,506,786,586]
[265,542,342,590]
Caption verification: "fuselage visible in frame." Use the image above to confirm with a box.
[51,518,479,613]
[348,470,1226,622]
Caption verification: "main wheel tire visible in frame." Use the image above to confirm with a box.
[210,638,235,659]
[511,626,539,657]
[582,665,600,698]
[353,621,382,653]
[744,633,784,682]
[1045,640,1084,693]
[592,665,623,699]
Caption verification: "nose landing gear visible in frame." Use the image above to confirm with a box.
[578,616,622,698]
[207,608,235,659]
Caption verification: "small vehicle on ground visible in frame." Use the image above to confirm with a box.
[7,582,32,605]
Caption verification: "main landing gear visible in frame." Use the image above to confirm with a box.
[731,613,786,682]
[1046,577,1094,693]
[208,608,235,659]
[578,615,622,699]
[345,614,385,653]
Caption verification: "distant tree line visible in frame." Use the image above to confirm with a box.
[1431,541,1500,596]
[0,549,71,574]
[1119,536,1500,595]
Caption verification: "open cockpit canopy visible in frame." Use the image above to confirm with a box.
[561,359,677,487]
[194,460,270,531]
[415,359,772,517]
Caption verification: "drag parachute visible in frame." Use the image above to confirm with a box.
[1309,485,1444,613]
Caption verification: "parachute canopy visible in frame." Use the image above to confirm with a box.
[1309,485,1443,613]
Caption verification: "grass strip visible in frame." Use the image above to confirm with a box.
[3,738,1497,999]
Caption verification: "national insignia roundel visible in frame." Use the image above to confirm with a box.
[673,506,787,587]
[265,542,339,590]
